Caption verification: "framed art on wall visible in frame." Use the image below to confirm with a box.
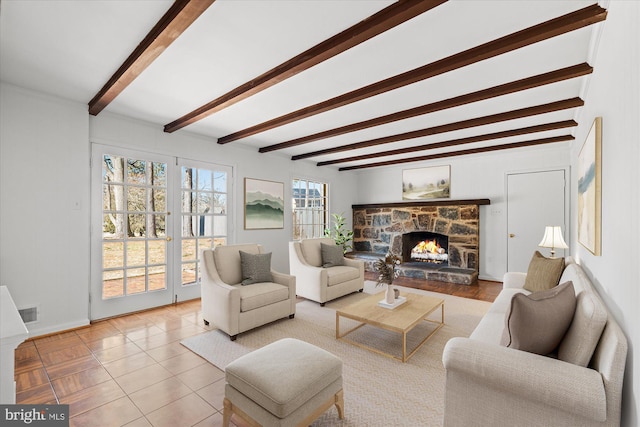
[577,117,602,256]
[244,178,285,229]
[402,165,451,200]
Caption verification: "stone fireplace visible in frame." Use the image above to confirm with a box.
[349,199,489,285]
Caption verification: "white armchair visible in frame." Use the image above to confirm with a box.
[201,244,296,340]
[289,238,364,306]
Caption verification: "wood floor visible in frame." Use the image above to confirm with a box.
[14,277,501,427]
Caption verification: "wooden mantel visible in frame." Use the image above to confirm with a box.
[352,199,490,209]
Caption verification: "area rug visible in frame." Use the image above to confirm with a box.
[181,282,491,426]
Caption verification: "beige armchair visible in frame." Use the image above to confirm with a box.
[289,238,364,306]
[201,244,296,340]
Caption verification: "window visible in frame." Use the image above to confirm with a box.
[292,178,328,239]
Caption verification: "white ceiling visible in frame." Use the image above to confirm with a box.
[0,0,605,170]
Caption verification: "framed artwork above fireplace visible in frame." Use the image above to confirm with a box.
[402,165,450,200]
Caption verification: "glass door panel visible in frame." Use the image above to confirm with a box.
[92,145,232,317]
[175,160,231,302]
[91,145,174,320]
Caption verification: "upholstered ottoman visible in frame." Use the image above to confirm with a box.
[223,338,344,427]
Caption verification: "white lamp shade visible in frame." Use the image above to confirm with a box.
[539,226,568,249]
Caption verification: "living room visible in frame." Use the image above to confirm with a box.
[1,1,638,426]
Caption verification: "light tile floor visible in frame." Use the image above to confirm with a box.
[14,299,235,427]
[14,276,500,426]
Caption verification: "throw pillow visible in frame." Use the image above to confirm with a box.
[501,281,576,355]
[321,243,344,268]
[239,251,272,285]
[557,291,607,367]
[523,251,565,292]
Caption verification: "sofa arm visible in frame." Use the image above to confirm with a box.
[502,272,527,289]
[443,337,606,422]
[343,257,364,274]
[271,270,296,295]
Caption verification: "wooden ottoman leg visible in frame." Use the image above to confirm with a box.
[222,397,232,427]
[335,389,345,419]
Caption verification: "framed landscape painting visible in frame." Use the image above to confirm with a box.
[244,178,285,229]
[577,117,602,256]
[402,165,451,200]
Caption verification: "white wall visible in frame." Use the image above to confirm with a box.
[89,112,359,274]
[0,84,91,336]
[0,84,358,335]
[355,143,572,281]
[569,2,640,425]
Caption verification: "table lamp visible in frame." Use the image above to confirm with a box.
[539,226,568,258]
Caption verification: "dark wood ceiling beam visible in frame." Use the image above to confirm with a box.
[218,4,606,144]
[163,0,448,133]
[316,120,577,166]
[88,0,215,116]
[260,63,591,153]
[293,97,583,160]
[338,135,575,171]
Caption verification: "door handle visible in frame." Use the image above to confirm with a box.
[509,233,515,238]
[166,236,173,242]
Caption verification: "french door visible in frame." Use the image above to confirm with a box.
[91,144,231,320]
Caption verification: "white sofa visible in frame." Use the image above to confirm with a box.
[289,238,364,306]
[442,258,628,426]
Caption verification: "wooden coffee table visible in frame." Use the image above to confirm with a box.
[335,292,444,362]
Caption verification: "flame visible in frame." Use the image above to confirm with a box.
[412,240,442,254]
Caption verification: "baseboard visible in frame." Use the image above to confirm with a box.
[478,274,503,283]
[25,319,90,340]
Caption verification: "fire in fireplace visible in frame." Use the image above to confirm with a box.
[411,239,448,264]
[401,231,449,265]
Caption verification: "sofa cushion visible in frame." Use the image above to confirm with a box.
[469,288,528,343]
[326,265,360,286]
[523,251,565,292]
[558,290,608,367]
[321,243,344,267]
[501,281,576,355]
[239,251,272,285]
[239,282,290,312]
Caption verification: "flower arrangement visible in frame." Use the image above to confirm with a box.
[374,252,402,286]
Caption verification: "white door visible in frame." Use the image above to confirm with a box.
[174,159,232,302]
[507,169,568,272]
[91,145,175,320]
[91,145,233,319]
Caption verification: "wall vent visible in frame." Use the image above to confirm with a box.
[18,306,39,324]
